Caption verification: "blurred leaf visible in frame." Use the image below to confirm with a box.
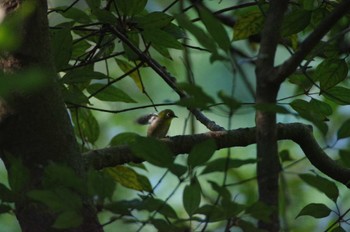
[136,12,173,29]
[337,119,350,139]
[296,203,331,218]
[233,8,264,40]
[246,201,273,222]
[115,0,147,16]
[109,132,140,146]
[143,29,183,49]
[7,156,30,194]
[288,73,314,90]
[188,139,216,167]
[299,173,339,202]
[52,211,83,229]
[51,27,72,71]
[61,69,108,84]
[236,219,262,232]
[315,59,348,91]
[116,59,143,91]
[71,40,91,59]
[106,166,152,192]
[201,158,256,174]
[87,170,115,200]
[198,6,231,51]
[330,226,346,232]
[339,149,350,168]
[87,83,137,103]
[183,180,201,216]
[141,198,178,218]
[0,183,14,202]
[218,91,241,111]
[175,14,217,52]
[92,9,116,24]
[324,86,350,105]
[177,83,215,109]
[71,108,100,144]
[43,164,85,194]
[131,137,174,167]
[290,99,328,134]
[0,205,12,214]
[279,149,294,162]
[54,7,91,24]
[28,187,82,213]
[168,163,187,178]
[195,205,225,222]
[281,9,311,36]
[208,180,231,201]
[85,0,100,9]
[151,219,180,232]
[255,103,291,114]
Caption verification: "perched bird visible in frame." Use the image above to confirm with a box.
[137,109,178,138]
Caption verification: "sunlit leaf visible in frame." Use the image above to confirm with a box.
[106,166,152,192]
[233,8,264,40]
[115,59,143,91]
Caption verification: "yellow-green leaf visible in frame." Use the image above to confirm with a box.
[233,9,264,41]
[116,59,143,91]
[106,166,152,192]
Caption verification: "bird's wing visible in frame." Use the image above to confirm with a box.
[136,113,158,125]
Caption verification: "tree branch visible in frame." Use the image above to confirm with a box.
[275,0,350,83]
[110,26,225,131]
[83,123,350,187]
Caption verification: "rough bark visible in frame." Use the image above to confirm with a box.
[0,1,101,231]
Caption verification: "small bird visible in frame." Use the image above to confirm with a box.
[137,109,178,138]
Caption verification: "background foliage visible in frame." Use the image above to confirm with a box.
[1,0,350,231]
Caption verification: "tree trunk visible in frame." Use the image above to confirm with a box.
[0,1,102,231]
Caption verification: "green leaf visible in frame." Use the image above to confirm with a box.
[91,9,117,24]
[151,218,179,232]
[52,211,83,229]
[106,166,152,192]
[218,91,241,111]
[143,29,183,50]
[246,201,273,222]
[176,83,215,109]
[131,137,174,167]
[109,132,140,146]
[28,187,83,213]
[338,119,350,139]
[201,158,256,174]
[168,163,187,178]
[280,149,294,162]
[61,69,108,84]
[141,198,178,218]
[136,12,173,29]
[85,0,100,9]
[115,0,147,16]
[50,27,72,71]
[281,9,311,36]
[55,7,91,24]
[175,14,217,52]
[87,170,115,200]
[0,204,12,214]
[198,6,231,51]
[7,156,30,194]
[296,203,331,218]
[233,8,264,40]
[330,226,346,232]
[315,59,348,90]
[61,85,90,105]
[195,205,226,222]
[71,108,100,144]
[188,139,216,167]
[115,59,143,91]
[299,173,339,202]
[324,86,350,105]
[87,83,137,103]
[290,99,328,134]
[183,180,201,216]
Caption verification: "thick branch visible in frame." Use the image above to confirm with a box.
[84,123,350,187]
[276,0,350,83]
